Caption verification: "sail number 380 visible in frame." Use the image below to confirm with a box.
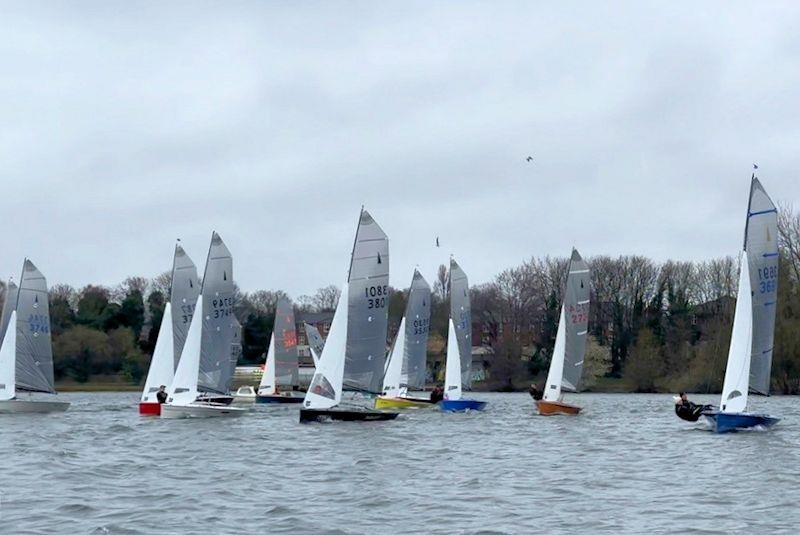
[365,285,388,309]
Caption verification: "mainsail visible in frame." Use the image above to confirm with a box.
[449,258,472,389]
[198,232,237,395]
[15,260,56,394]
[745,178,779,395]
[171,244,200,369]
[543,249,590,402]
[273,298,299,387]
[0,280,18,343]
[344,209,390,393]
[402,270,431,390]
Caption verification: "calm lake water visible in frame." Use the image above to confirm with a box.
[1,392,798,534]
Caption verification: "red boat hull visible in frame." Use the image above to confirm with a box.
[536,400,581,416]
[139,402,161,416]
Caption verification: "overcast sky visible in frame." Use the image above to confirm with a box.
[1,2,798,298]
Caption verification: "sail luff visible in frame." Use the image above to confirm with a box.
[258,334,276,395]
[444,319,462,401]
[543,305,567,402]
[381,317,406,397]
[168,295,204,405]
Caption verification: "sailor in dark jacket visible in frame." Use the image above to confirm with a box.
[674,392,711,422]
[156,385,168,404]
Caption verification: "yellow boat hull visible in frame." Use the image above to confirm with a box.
[374,396,435,410]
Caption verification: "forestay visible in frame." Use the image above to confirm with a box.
[171,245,200,369]
[15,260,56,394]
[198,232,237,395]
[449,258,472,389]
[344,210,390,394]
[273,298,298,387]
[402,270,431,391]
[745,178,779,396]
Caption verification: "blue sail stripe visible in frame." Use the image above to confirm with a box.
[749,208,778,217]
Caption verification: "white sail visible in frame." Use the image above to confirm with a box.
[0,311,17,401]
[381,317,406,398]
[258,334,277,395]
[543,305,567,402]
[303,284,349,410]
[444,319,462,401]
[719,256,753,413]
[309,347,320,367]
[167,295,204,406]
[140,303,175,403]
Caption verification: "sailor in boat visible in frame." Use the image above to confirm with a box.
[430,385,444,403]
[528,384,543,401]
[674,392,712,422]
[156,385,168,404]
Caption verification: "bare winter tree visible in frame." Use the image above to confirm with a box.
[312,285,341,312]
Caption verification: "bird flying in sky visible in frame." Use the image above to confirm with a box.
[436,237,440,247]
[526,156,533,162]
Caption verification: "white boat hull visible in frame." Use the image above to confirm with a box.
[160,402,246,419]
[0,399,71,413]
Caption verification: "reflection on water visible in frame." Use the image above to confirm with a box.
[1,392,799,533]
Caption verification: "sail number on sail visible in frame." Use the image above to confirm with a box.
[413,318,429,335]
[28,314,50,334]
[211,297,234,319]
[569,303,589,324]
[757,266,778,294]
[282,331,297,349]
[180,304,195,325]
[365,285,388,309]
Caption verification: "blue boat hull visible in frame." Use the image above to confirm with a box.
[440,399,487,412]
[703,411,780,433]
[255,395,304,404]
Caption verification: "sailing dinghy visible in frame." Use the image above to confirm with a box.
[440,258,486,412]
[140,244,200,415]
[0,260,70,413]
[536,249,590,416]
[256,297,303,403]
[375,269,435,409]
[161,232,245,418]
[300,209,399,423]
[701,176,780,433]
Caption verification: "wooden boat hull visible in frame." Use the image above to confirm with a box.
[299,407,399,423]
[0,399,70,414]
[160,403,246,419]
[702,411,780,433]
[440,399,487,412]
[255,394,304,404]
[375,395,436,410]
[139,402,162,416]
[536,400,581,415]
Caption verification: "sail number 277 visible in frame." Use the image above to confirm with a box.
[365,285,388,309]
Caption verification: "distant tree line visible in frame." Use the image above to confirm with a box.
[1,205,799,393]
